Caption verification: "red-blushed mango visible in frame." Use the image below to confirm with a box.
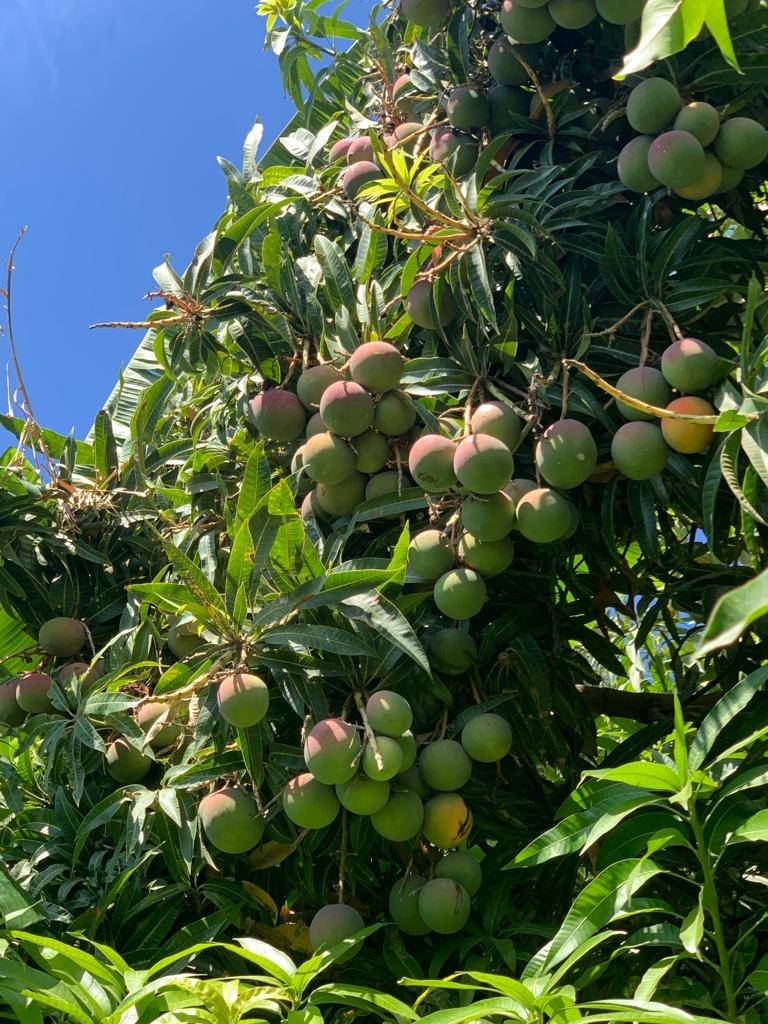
[350,341,404,393]
[0,679,26,725]
[505,477,537,508]
[342,161,381,199]
[673,102,720,146]
[715,117,768,169]
[408,434,457,492]
[217,671,269,729]
[462,490,516,541]
[596,0,643,22]
[487,36,536,86]
[661,337,719,392]
[309,904,364,961]
[346,137,375,164]
[397,731,418,771]
[137,701,183,749]
[363,736,404,781]
[429,628,477,675]
[373,390,417,435]
[319,380,374,436]
[417,877,471,933]
[470,400,522,450]
[420,739,472,791]
[461,713,513,762]
[429,127,478,176]
[15,673,53,714]
[398,763,431,798]
[458,533,514,576]
[366,690,413,737]
[316,471,367,517]
[38,617,86,657]
[336,774,391,815]
[435,851,482,895]
[353,430,389,473]
[446,87,490,131]
[409,528,455,580]
[617,136,660,193]
[535,419,597,489]
[454,434,514,494]
[433,567,487,620]
[516,488,573,543]
[304,718,361,785]
[393,74,417,119]
[626,77,682,135]
[284,772,340,828]
[302,432,356,486]
[386,122,425,156]
[675,153,723,201]
[56,660,103,689]
[615,366,672,421]
[301,489,324,523]
[249,389,306,442]
[400,0,450,27]
[106,738,151,784]
[389,875,430,935]
[500,0,555,43]
[648,131,706,189]
[611,422,669,480]
[296,364,343,409]
[661,397,716,453]
[371,789,424,840]
[329,137,355,162]
[423,792,473,848]
[406,279,459,329]
[549,0,596,29]
[199,787,264,854]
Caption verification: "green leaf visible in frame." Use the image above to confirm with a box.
[728,808,768,845]
[261,625,375,657]
[698,568,768,655]
[583,762,681,794]
[678,888,704,953]
[689,664,768,769]
[747,953,768,995]
[0,867,44,929]
[309,984,418,1019]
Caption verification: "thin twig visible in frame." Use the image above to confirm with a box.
[354,690,383,771]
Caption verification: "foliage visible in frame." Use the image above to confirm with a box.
[1,0,768,1022]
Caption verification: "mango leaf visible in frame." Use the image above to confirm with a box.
[582,762,681,794]
[689,664,768,769]
[618,0,738,78]
[698,567,768,655]
[727,808,768,845]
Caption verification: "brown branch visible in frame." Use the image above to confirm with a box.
[577,684,719,723]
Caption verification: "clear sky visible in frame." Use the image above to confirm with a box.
[1,0,300,442]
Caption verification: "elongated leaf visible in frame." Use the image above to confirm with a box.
[728,808,768,845]
[698,568,768,656]
[689,664,768,768]
[583,762,680,794]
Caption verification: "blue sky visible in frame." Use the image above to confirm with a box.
[1,0,300,441]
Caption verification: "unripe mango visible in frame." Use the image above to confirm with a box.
[454,434,514,494]
[433,568,487,620]
[420,739,472,791]
[397,731,418,771]
[319,381,374,436]
[617,136,660,193]
[596,0,644,22]
[199,787,264,854]
[400,0,450,27]
[406,279,459,329]
[487,36,537,86]
[15,673,54,714]
[499,0,555,43]
[296,364,343,409]
[615,367,672,421]
[342,161,381,199]
[408,434,457,492]
[309,903,364,961]
[350,341,404,393]
[462,491,516,541]
[389,875,430,934]
[461,713,513,762]
[715,117,768,169]
[137,701,183,749]
[373,390,417,435]
[106,738,151,784]
[469,401,522,450]
[38,617,86,657]
[549,0,596,29]
[353,430,389,473]
[647,131,706,189]
[371,790,424,841]
[516,488,573,543]
[336,775,390,815]
[217,671,269,729]
[435,851,482,895]
[429,629,477,675]
[675,153,723,201]
[661,337,719,392]
[284,772,340,828]
[366,690,413,737]
[316,471,367,517]
[535,419,597,489]
[346,137,375,164]
[611,422,669,480]
[429,127,478,176]
[673,102,720,146]
[363,736,404,781]
[626,78,682,135]
[302,432,356,485]
[446,87,490,131]
[458,534,514,576]
[409,529,455,580]
[417,877,471,933]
